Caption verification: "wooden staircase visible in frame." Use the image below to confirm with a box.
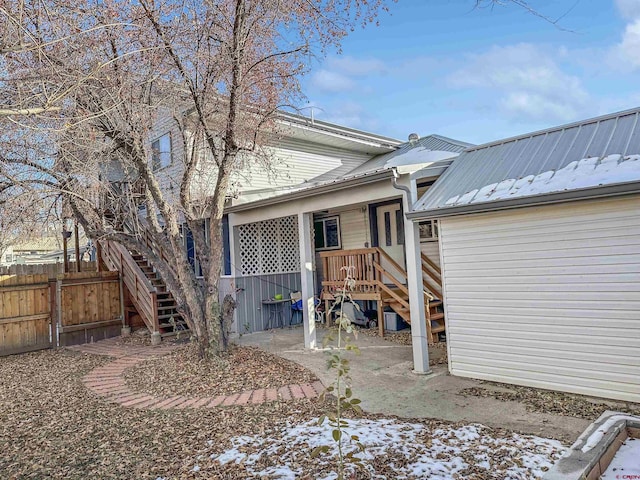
[381,288,445,343]
[99,240,189,339]
[320,247,446,343]
[130,253,189,337]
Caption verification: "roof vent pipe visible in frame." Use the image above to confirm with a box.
[408,133,419,144]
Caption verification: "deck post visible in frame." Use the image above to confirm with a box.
[402,194,431,374]
[298,212,317,349]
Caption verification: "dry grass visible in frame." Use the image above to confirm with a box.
[124,343,318,397]
[0,348,329,479]
[460,382,640,420]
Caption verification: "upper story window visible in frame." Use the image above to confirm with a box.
[314,216,341,250]
[151,133,172,171]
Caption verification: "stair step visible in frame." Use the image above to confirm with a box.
[429,313,444,321]
[158,313,183,321]
[157,305,178,312]
[429,301,443,308]
[159,322,187,329]
[431,325,446,333]
[161,328,190,338]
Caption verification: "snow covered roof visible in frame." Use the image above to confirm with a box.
[347,134,472,176]
[412,107,640,217]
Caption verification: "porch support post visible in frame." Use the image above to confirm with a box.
[402,195,431,374]
[298,212,317,349]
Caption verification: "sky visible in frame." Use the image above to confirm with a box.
[300,0,640,146]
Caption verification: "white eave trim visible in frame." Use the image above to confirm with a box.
[225,170,395,213]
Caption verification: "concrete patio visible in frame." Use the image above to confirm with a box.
[236,326,591,442]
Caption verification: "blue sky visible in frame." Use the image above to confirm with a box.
[301,0,640,145]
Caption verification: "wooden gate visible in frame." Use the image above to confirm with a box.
[0,274,54,356]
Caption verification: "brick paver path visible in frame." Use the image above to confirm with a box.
[68,338,323,410]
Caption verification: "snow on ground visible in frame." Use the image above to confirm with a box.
[577,415,640,453]
[204,418,567,479]
[445,154,640,206]
[601,437,640,480]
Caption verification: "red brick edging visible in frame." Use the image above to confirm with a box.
[69,338,323,410]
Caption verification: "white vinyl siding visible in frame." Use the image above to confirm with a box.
[233,138,371,193]
[439,195,640,403]
[339,208,369,250]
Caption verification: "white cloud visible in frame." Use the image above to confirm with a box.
[310,69,356,92]
[318,100,380,131]
[325,56,387,76]
[449,43,590,122]
[616,18,640,69]
[309,55,386,93]
[615,0,640,20]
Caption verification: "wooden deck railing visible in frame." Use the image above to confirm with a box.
[99,239,159,333]
[320,247,442,300]
[320,248,381,296]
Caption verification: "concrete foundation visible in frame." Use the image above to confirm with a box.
[544,411,640,480]
[150,332,162,346]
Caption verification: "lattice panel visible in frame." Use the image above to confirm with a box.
[279,216,300,273]
[238,222,261,275]
[237,215,300,275]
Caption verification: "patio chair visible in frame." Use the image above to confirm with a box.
[290,291,321,325]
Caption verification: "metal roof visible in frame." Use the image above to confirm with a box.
[278,112,402,151]
[412,107,640,216]
[346,134,472,176]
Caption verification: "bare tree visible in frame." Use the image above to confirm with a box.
[0,0,391,357]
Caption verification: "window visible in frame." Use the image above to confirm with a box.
[151,133,172,171]
[419,220,439,242]
[182,219,208,278]
[314,216,341,250]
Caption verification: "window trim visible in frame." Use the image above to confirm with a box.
[419,220,439,242]
[151,132,173,171]
[314,216,342,251]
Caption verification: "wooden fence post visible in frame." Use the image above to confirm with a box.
[49,279,58,349]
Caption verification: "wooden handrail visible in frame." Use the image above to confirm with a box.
[378,283,410,310]
[372,262,409,298]
[421,252,441,276]
[421,261,440,286]
[99,239,158,332]
[374,247,407,282]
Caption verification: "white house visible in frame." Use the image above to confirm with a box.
[220,126,471,354]
[407,107,640,403]
[101,110,469,351]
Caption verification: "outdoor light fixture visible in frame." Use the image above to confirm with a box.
[62,229,72,239]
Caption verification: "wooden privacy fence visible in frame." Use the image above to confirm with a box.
[0,274,53,356]
[0,271,123,356]
[0,261,97,278]
[57,271,123,346]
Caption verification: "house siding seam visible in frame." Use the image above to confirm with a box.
[440,195,640,403]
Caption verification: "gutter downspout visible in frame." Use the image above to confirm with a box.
[391,168,432,374]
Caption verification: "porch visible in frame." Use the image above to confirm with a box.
[319,247,445,343]
[227,196,446,347]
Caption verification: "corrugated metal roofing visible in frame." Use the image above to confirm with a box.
[414,107,640,214]
[346,134,473,176]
